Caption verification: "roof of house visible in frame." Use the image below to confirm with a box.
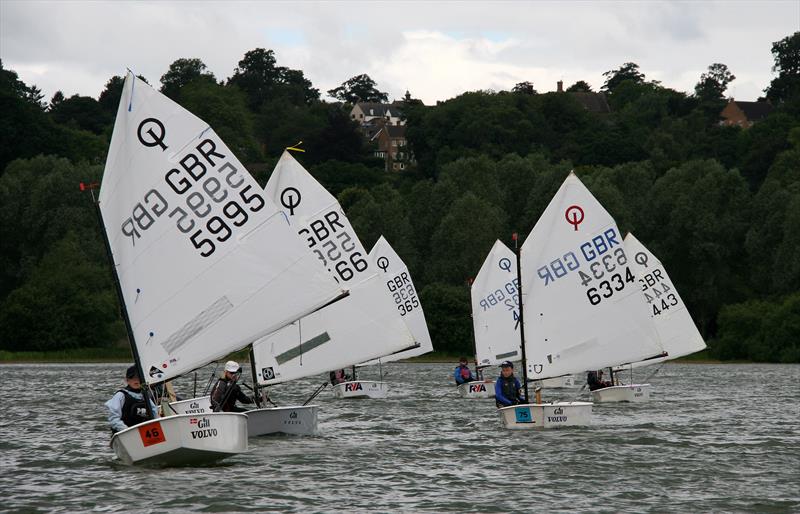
[355,102,403,118]
[568,92,611,114]
[370,124,406,142]
[732,101,773,121]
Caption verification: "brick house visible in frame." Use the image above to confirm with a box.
[371,124,410,171]
[720,99,774,128]
[556,80,611,114]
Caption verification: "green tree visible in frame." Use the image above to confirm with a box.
[418,282,472,355]
[228,48,319,110]
[49,94,111,134]
[426,192,507,284]
[159,58,216,100]
[566,80,592,92]
[0,231,122,351]
[765,31,800,103]
[601,62,645,94]
[512,81,537,95]
[98,75,125,114]
[694,63,736,102]
[327,74,388,104]
[178,80,262,163]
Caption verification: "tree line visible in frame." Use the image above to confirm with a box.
[0,31,798,362]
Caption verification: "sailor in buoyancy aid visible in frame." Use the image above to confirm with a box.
[495,361,524,408]
[105,365,158,433]
[453,357,475,385]
[210,361,255,412]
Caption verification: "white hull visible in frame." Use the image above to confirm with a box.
[246,405,319,437]
[592,384,651,403]
[498,402,593,429]
[168,396,212,415]
[331,381,388,399]
[110,413,248,466]
[533,375,576,388]
[457,380,495,398]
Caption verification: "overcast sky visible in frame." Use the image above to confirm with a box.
[1,1,798,105]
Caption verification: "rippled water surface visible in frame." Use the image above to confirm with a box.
[1,362,798,513]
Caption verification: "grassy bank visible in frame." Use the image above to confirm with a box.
[0,347,134,363]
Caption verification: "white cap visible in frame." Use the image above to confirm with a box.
[224,360,240,373]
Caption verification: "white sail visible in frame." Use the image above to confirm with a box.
[251,272,416,385]
[358,236,433,365]
[520,172,664,380]
[624,233,706,365]
[471,240,522,366]
[98,73,344,385]
[264,151,372,284]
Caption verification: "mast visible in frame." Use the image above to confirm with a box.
[467,277,479,380]
[83,183,157,419]
[512,232,530,403]
[249,346,262,408]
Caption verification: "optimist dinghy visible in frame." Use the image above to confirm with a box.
[493,172,666,428]
[592,233,707,403]
[95,73,345,464]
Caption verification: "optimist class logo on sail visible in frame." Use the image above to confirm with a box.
[119,117,268,258]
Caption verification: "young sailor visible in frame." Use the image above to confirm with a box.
[453,357,475,385]
[210,361,255,412]
[105,365,158,433]
[495,361,524,408]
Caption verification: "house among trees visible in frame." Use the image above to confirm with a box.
[556,80,611,114]
[350,102,405,126]
[719,99,774,128]
[371,124,410,171]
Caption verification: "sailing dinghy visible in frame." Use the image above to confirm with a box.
[468,241,574,399]
[252,152,417,416]
[97,73,344,464]
[593,233,706,403]
[343,236,435,398]
[498,172,665,429]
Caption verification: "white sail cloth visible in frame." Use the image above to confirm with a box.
[264,151,372,285]
[252,267,416,385]
[358,236,433,365]
[99,73,343,384]
[253,156,415,384]
[520,172,664,380]
[622,233,706,368]
[471,240,522,366]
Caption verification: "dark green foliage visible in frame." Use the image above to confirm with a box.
[1,38,799,361]
[711,293,800,362]
[327,74,388,104]
[228,48,319,110]
[765,31,800,103]
[159,58,216,100]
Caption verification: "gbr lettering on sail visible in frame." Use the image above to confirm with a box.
[121,118,267,257]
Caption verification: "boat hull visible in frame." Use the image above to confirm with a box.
[457,380,495,398]
[110,413,248,466]
[331,381,388,399]
[591,384,651,403]
[246,405,319,437]
[498,402,593,429]
[533,375,576,388]
[168,395,212,415]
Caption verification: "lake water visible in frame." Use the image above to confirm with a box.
[1,362,798,513]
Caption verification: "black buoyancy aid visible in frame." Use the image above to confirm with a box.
[498,376,519,404]
[119,387,149,427]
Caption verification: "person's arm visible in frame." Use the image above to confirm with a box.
[454,367,462,384]
[515,378,524,402]
[495,380,512,406]
[105,392,128,432]
[236,385,254,404]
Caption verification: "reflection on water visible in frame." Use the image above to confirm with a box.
[1,362,798,512]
